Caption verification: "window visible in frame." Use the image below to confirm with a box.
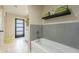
[15,18,25,38]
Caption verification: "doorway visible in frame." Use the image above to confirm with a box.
[15,18,25,38]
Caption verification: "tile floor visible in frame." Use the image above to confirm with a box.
[0,37,28,53]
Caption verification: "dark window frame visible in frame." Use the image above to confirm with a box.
[15,18,25,38]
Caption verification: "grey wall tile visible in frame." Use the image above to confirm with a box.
[30,22,79,49]
[43,23,79,49]
[30,25,43,41]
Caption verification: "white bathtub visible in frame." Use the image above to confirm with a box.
[31,38,79,53]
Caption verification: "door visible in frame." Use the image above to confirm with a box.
[15,18,25,38]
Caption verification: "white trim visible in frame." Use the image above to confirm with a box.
[30,23,42,25]
[30,20,79,25]
[42,20,79,25]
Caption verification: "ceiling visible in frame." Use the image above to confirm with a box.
[3,5,28,16]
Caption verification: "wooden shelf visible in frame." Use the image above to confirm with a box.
[42,10,71,20]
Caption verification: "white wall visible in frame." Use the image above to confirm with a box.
[27,5,79,25]
[0,8,4,46]
[69,5,79,19]
[42,5,79,24]
[28,5,43,25]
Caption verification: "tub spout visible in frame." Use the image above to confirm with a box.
[36,30,41,39]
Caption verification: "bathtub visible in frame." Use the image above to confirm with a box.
[31,38,79,53]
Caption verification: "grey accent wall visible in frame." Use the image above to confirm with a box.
[30,25,43,41]
[30,22,79,49]
[43,22,79,49]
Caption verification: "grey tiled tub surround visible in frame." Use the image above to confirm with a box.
[30,22,79,49]
[30,25,43,41]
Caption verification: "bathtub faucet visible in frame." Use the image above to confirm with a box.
[36,30,41,39]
